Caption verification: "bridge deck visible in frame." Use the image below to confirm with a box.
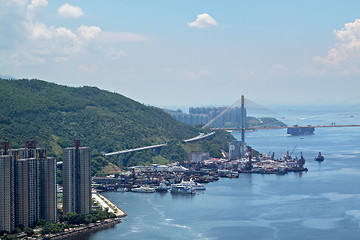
[104,132,216,156]
[213,124,360,131]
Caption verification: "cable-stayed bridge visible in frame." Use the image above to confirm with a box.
[201,95,360,131]
[213,124,360,131]
[102,95,360,157]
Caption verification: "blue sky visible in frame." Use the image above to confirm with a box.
[1,0,360,107]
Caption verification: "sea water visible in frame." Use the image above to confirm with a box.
[83,106,360,240]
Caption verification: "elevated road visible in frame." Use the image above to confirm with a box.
[104,143,166,156]
[104,132,216,156]
[184,131,215,143]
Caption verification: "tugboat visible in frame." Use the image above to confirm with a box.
[315,152,325,162]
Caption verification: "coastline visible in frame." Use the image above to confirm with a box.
[42,218,121,240]
[93,192,127,218]
[40,193,126,240]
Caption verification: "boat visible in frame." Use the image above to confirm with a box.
[155,182,169,192]
[131,186,156,193]
[287,125,315,136]
[315,152,325,162]
[115,187,128,192]
[170,183,195,194]
[179,179,206,190]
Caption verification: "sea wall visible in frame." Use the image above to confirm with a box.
[42,218,121,240]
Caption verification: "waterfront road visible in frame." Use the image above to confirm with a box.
[92,193,127,217]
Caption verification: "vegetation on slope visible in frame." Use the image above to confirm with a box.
[0,79,235,175]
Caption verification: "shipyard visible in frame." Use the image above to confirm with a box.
[92,148,308,193]
[93,96,308,194]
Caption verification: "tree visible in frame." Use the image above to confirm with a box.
[24,227,34,236]
[63,212,85,225]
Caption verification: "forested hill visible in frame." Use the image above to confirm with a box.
[0,78,237,174]
[0,78,209,158]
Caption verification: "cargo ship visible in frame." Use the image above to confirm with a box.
[287,125,315,136]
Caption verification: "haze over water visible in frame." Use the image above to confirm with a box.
[83,107,360,240]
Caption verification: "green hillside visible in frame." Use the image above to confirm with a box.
[0,78,235,175]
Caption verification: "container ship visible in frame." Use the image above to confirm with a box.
[287,125,315,136]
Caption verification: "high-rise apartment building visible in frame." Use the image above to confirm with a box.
[0,147,15,233]
[0,141,57,230]
[63,140,91,215]
[15,157,41,228]
[40,157,57,223]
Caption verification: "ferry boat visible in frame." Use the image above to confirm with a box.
[170,183,195,194]
[179,179,206,190]
[131,186,156,193]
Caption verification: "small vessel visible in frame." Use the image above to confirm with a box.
[170,183,195,194]
[179,179,206,190]
[131,186,155,193]
[116,187,128,192]
[155,182,169,192]
[315,152,325,162]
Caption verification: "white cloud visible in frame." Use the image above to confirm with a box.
[188,13,218,29]
[314,19,360,66]
[186,70,211,80]
[26,21,53,40]
[0,1,150,72]
[78,64,98,74]
[78,25,101,40]
[270,64,288,75]
[57,3,84,19]
[106,48,126,60]
[101,32,151,42]
[17,22,148,63]
[4,0,28,7]
[56,27,77,40]
[28,0,48,11]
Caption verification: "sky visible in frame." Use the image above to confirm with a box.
[1,0,360,107]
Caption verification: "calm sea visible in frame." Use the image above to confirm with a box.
[83,106,360,240]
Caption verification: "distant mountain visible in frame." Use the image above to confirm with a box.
[0,74,16,79]
[0,78,235,175]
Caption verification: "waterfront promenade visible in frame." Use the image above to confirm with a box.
[92,192,127,217]
[40,193,126,239]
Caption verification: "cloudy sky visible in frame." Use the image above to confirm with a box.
[1,0,360,107]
